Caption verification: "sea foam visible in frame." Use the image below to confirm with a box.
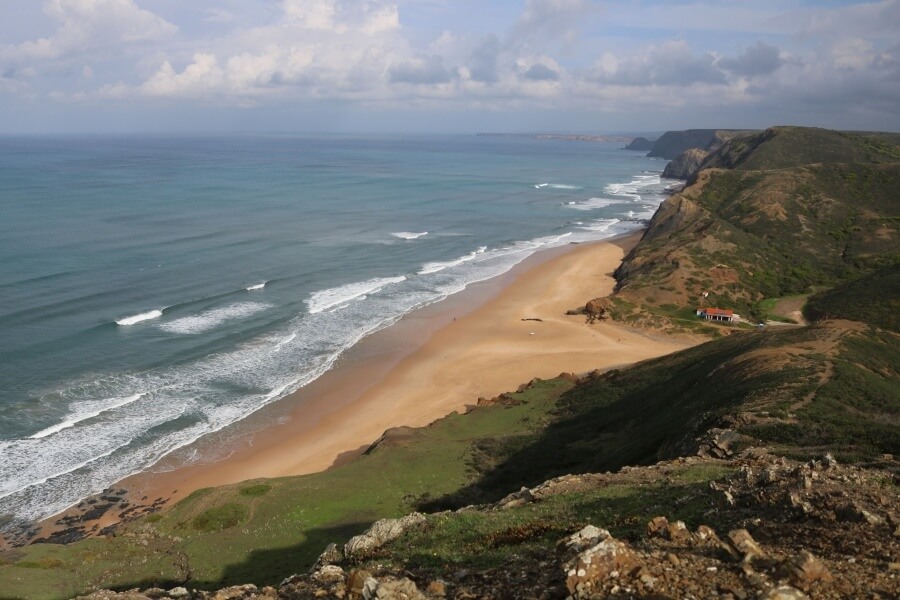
[246,282,266,291]
[306,276,407,314]
[29,394,144,439]
[391,231,428,240]
[418,246,487,275]
[116,310,163,326]
[565,198,625,211]
[158,303,272,335]
[534,183,582,190]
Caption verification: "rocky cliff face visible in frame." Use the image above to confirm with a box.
[647,129,721,159]
[662,148,709,179]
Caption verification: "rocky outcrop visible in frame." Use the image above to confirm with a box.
[584,297,610,322]
[662,148,709,180]
[624,136,654,151]
[343,513,426,557]
[73,450,900,600]
[560,526,639,598]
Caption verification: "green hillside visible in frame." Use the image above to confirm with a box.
[697,126,900,173]
[804,264,900,331]
[614,127,900,325]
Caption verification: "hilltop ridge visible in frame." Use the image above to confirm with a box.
[612,125,900,329]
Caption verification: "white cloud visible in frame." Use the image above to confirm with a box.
[590,40,725,86]
[7,0,898,132]
[140,53,224,98]
[3,0,176,62]
[203,8,235,24]
[831,38,877,70]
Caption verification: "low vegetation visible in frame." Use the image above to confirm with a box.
[614,127,900,329]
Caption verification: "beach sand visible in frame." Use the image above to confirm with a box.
[102,230,691,513]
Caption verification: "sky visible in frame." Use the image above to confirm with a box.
[1,0,898,134]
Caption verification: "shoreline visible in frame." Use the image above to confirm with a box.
[26,228,695,545]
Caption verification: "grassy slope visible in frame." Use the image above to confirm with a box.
[3,322,897,599]
[614,127,900,326]
[804,264,900,332]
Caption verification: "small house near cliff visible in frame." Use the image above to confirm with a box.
[696,308,737,323]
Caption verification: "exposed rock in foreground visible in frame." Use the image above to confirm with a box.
[661,148,709,180]
[74,450,900,600]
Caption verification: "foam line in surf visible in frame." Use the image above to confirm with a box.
[418,246,487,275]
[534,183,582,190]
[116,310,163,326]
[307,276,407,314]
[565,197,626,211]
[158,302,272,335]
[391,232,428,240]
[246,282,266,291]
[29,394,144,439]
[576,218,621,232]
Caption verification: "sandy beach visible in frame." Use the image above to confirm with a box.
[93,229,692,517]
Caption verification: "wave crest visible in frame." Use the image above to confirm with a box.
[306,276,407,314]
[418,246,487,275]
[116,310,163,326]
[391,231,428,240]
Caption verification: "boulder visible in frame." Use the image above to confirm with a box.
[783,550,832,590]
[312,565,346,585]
[722,529,764,563]
[311,542,342,570]
[646,516,669,538]
[496,486,535,510]
[344,513,426,557]
[362,577,426,600]
[760,585,810,600]
[347,570,374,595]
[75,592,153,600]
[561,527,639,598]
[561,525,611,554]
[584,298,610,322]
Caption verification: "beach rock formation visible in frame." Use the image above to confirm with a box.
[583,297,610,322]
[662,148,709,180]
[624,136,654,151]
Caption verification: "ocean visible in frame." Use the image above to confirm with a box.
[0,134,670,527]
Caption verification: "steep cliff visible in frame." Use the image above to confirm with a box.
[646,129,731,159]
[662,148,709,179]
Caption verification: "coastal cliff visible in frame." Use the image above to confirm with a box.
[646,129,722,159]
[1,126,898,600]
[661,147,708,179]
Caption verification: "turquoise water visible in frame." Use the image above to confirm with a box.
[0,134,670,525]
